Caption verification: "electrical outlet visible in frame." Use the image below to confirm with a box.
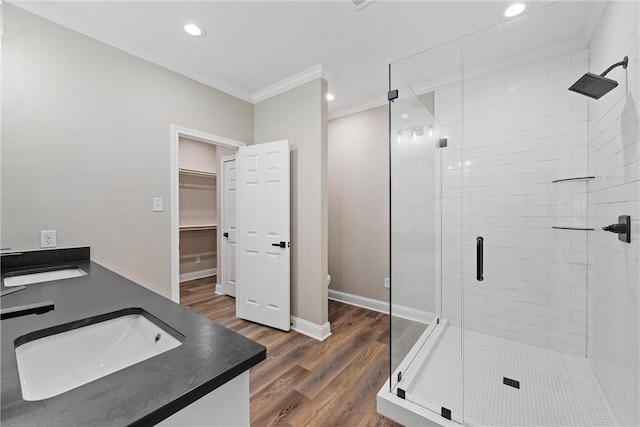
[41,230,56,248]
[384,277,390,289]
[196,256,201,264]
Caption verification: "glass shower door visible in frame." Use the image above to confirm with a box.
[389,38,464,422]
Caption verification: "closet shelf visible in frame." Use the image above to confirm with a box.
[551,176,595,183]
[552,226,594,231]
[180,224,218,232]
[179,168,217,178]
[180,251,217,259]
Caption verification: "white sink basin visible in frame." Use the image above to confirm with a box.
[15,311,183,401]
[3,267,87,287]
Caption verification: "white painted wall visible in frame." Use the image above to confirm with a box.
[437,49,591,356]
[586,2,640,424]
[1,6,254,298]
[253,79,329,327]
[328,105,390,303]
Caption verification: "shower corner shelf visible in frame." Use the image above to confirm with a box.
[551,176,595,183]
[552,226,595,231]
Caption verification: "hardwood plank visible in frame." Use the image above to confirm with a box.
[285,342,389,427]
[323,343,391,426]
[180,278,403,427]
[250,334,319,396]
[250,366,311,426]
[298,307,377,373]
[253,389,310,427]
[294,321,379,399]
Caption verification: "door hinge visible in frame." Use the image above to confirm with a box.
[397,388,405,399]
[387,89,398,101]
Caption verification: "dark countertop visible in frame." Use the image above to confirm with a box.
[1,248,266,426]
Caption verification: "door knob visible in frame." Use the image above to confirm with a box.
[271,241,286,248]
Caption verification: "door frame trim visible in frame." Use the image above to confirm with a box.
[170,124,246,303]
[219,155,236,297]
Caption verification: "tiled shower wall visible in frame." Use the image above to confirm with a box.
[586,2,639,425]
[437,49,591,356]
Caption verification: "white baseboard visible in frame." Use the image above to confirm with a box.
[290,316,332,342]
[392,304,435,324]
[214,284,225,295]
[328,289,389,314]
[328,289,435,324]
[179,268,217,283]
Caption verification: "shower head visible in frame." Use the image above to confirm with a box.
[568,73,619,99]
[569,56,628,99]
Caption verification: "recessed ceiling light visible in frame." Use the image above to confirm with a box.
[504,3,526,17]
[326,93,335,101]
[184,23,205,37]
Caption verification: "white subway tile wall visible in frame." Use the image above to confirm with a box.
[437,49,592,357]
[390,95,438,317]
[587,2,640,425]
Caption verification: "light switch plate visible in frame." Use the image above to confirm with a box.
[153,197,163,212]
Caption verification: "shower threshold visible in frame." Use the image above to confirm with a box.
[378,321,618,426]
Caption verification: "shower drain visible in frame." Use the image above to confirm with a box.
[503,377,520,389]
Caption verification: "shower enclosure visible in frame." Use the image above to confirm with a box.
[379,2,639,426]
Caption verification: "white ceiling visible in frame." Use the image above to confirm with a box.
[11,1,603,118]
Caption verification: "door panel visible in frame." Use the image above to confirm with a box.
[236,140,290,331]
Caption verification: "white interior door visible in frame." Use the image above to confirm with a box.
[236,140,290,331]
[221,156,237,297]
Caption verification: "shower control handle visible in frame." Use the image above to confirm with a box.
[603,215,631,243]
[476,237,484,282]
[602,224,623,233]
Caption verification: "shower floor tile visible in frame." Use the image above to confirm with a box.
[405,325,618,426]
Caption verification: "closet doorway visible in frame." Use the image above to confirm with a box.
[170,125,246,303]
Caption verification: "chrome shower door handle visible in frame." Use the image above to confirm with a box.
[476,237,484,282]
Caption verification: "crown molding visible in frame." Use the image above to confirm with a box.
[328,96,387,120]
[176,70,254,103]
[329,37,589,121]
[253,64,330,104]
[328,95,388,120]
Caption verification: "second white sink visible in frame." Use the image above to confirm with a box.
[3,268,87,287]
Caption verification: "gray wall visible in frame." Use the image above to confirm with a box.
[587,1,640,424]
[328,105,390,302]
[1,5,254,298]
[254,79,329,326]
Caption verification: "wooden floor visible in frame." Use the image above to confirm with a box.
[180,277,402,427]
